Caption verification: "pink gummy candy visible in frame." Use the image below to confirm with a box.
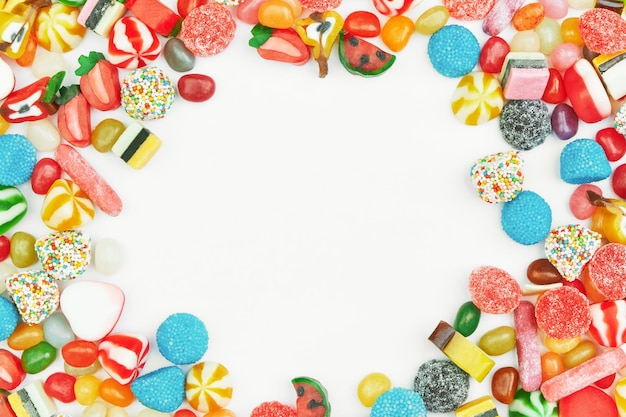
[482,0,525,36]
[513,301,542,392]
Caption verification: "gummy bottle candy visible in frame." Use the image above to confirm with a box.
[588,190,626,244]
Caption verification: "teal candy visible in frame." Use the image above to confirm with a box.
[0,296,18,341]
[0,134,37,186]
[21,341,57,374]
[0,185,27,235]
[560,138,612,184]
[131,366,186,413]
[42,313,75,349]
[371,387,427,417]
[509,389,558,417]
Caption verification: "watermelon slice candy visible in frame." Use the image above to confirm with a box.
[338,30,396,77]
[292,376,331,417]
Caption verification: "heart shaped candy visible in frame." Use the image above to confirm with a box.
[60,280,124,341]
[579,8,626,55]
[5,270,60,324]
[35,230,91,281]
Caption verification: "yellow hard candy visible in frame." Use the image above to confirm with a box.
[185,361,233,413]
[41,179,95,230]
[35,3,86,52]
[451,72,504,125]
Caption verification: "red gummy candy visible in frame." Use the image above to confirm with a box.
[614,164,626,199]
[596,127,626,162]
[44,372,77,403]
[535,286,591,339]
[178,3,236,57]
[578,8,626,54]
[479,36,510,73]
[0,235,9,262]
[468,265,521,314]
[559,385,618,417]
[542,68,567,104]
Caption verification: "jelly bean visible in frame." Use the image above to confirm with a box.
[344,10,381,37]
[562,339,596,369]
[568,0,595,8]
[30,157,62,195]
[99,377,135,407]
[82,401,108,417]
[64,359,101,376]
[596,127,626,162]
[569,184,602,220]
[478,36,509,73]
[258,0,297,29]
[538,0,567,19]
[541,351,565,382]
[509,30,540,53]
[94,238,124,276]
[560,17,584,46]
[0,235,8,262]
[235,0,265,24]
[44,371,77,403]
[42,313,75,349]
[551,103,578,140]
[164,37,195,72]
[549,42,581,72]
[381,15,414,52]
[542,68,566,104]
[75,374,102,405]
[490,366,518,404]
[62,339,99,368]
[526,258,562,285]
[0,348,26,390]
[534,18,562,55]
[545,337,580,356]
[512,3,545,31]
[26,119,61,152]
[357,372,391,407]
[31,50,68,79]
[614,164,626,199]
[453,301,481,337]
[10,230,38,268]
[414,6,449,36]
[21,340,57,374]
[91,118,125,153]
[178,74,216,102]
[478,326,516,356]
[8,322,44,350]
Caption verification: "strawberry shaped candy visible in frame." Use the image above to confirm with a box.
[295,11,344,77]
[56,84,91,147]
[75,51,121,111]
[249,24,310,65]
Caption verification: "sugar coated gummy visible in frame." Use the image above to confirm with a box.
[250,401,297,417]
[413,359,469,413]
[156,312,208,365]
[178,3,237,57]
[500,190,552,245]
[468,265,521,314]
[0,134,37,186]
[427,25,480,78]
[535,286,591,339]
[371,387,427,417]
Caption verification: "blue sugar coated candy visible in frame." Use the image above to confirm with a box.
[560,138,611,184]
[413,359,469,413]
[371,387,427,417]
[427,25,480,78]
[156,312,208,365]
[0,134,37,186]
[501,190,552,245]
[0,296,19,341]
[131,365,185,412]
[499,100,552,150]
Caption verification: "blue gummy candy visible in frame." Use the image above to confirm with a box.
[371,387,427,417]
[560,138,612,184]
[501,190,552,245]
[156,312,208,365]
[0,297,18,341]
[131,366,186,412]
[427,25,480,78]
[0,134,37,186]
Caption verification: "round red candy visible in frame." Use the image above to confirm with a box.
[535,286,591,339]
[596,127,626,162]
[584,243,626,300]
[613,164,626,199]
[569,183,602,220]
[479,36,510,73]
[559,386,618,417]
[468,265,522,314]
[178,3,236,57]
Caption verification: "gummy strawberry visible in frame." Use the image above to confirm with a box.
[75,51,121,111]
[56,85,91,148]
[249,24,310,65]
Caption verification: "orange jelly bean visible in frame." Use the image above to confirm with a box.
[7,322,44,350]
[381,15,414,52]
[512,3,545,31]
[258,0,297,29]
[563,339,597,369]
[491,366,519,404]
[204,409,237,417]
[560,17,584,46]
[74,374,101,406]
[541,351,565,382]
[98,377,134,407]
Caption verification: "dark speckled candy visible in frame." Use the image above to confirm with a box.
[499,100,552,150]
[560,138,611,184]
[413,359,470,413]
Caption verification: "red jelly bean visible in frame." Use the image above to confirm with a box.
[178,74,216,102]
[479,36,510,73]
[559,385,618,417]
[62,340,99,369]
[596,127,626,162]
[44,372,77,403]
[542,68,567,104]
[31,157,62,195]
[613,163,626,199]
[0,235,9,262]
[0,349,26,390]
[344,10,381,37]
[569,183,602,220]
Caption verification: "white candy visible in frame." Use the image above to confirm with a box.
[94,237,125,275]
[0,56,15,101]
[26,119,61,152]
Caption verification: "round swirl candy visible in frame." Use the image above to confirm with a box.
[372,0,419,16]
[108,16,161,69]
[0,185,27,235]
[121,67,175,121]
[41,178,95,231]
[35,3,86,53]
[508,389,557,417]
[185,361,233,412]
[451,72,504,125]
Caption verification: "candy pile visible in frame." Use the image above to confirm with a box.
[1,0,626,416]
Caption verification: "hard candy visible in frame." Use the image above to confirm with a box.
[35,230,91,281]
[98,333,150,385]
[451,72,503,125]
[185,361,233,412]
[588,300,626,347]
[108,16,161,69]
[163,37,196,72]
[60,280,125,341]
[31,157,62,195]
[35,3,86,52]
[509,389,557,417]
[6,270,60,324]
[0,186,28,235]
[372,0,420,16]
[40,177,95,231]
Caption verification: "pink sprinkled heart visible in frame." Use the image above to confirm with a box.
[579,8,626,54]
[60,280,125,341]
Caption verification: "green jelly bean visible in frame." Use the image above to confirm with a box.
[21,341,57,374]
[478,326,517,356]
[10,231,38,268]
[453,301,481,336]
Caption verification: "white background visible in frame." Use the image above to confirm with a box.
[2,1,621,416]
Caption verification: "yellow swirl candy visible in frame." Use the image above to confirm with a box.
[35,3,86,53]
[41,178,95,230]
[451,71,504,126]
[185,361,233,413]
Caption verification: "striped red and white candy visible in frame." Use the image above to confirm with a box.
[589,300,626,347]
[98,333,150,385]
[372,0,420,16]
[108,16,161,69]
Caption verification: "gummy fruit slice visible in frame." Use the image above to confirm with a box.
[338,30,395,77]
[291,376,330,417]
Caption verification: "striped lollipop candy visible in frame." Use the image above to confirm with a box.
[108,16,161,69]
